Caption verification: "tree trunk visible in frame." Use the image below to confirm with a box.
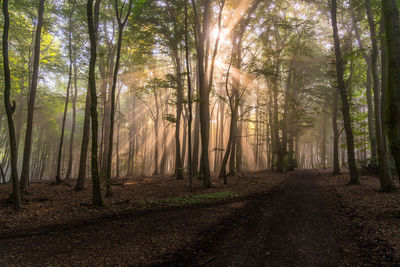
[66,61,78,180]
[2,0,22,209]
[332,89,340,175]
[182,111,187,171]
[172,50,184,179]
[185,0,193,191]
[192,90,200,176]
[273,65,283,173]
[152,91,160,176]
[75,89,91,191]
[159,121,168,174]
[322,111,326,169]
[330,0,359,184]
[352,11,377,168]
[152,120,159,175]
[106,1,132,197]
[218,101,238,184]
[20,0,45,192]
[382,0,400,181]
[87,0,104,206]
[56,16,73,184]
[191,0,212,187]
[366,0,396,191]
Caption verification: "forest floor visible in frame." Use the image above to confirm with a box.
[0,169,399,266]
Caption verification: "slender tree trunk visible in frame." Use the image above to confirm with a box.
[332,89,340,175]
[172,50,184,179]
[322,111,326,169]
[20,0,45,192]
[0,161,5,184]
[185,0,193,191]
[182,112,187,171]
[142,115,147,176]
[236,105,243,173]
[152,91,160,176]
[366,0,396,191]
[160,121,167,174]
[87,0,104,206]
[229,119,236,175]
[106,0,132,197]
[219,102,238,184]
[75,89,91,191]
[192,90,200,176]
[115,87,122,179]
[218,96,224,167]
[153,119,159,175]
[3,0,22,209]
[352,11,377,168]
[273,65,283,173]
[66,61,78,180]
[56,17,73,184]
[330,0,359,184]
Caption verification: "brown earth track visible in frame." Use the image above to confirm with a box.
[154,169,400,266]
[0,170,398,266]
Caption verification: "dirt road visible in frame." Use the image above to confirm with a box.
[158,169,398,266]
[1,170,398,266]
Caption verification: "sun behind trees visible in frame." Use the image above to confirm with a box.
[1,0,400,208]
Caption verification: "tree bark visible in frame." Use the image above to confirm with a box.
[20,0,45,192]
[106,0,132,197]
[382,0,400,181]
[75,89,91,191]
[66,61,78,180]
[332,89,340,175]
[56,14,73,184]
[185,0,193,191]
[366,0,396,191]
[192,86,200,176]
[87,0,104,206]
[352,11,377,168]
[330,0,359,184]
[172,50,184,180]
[3,0,22,209]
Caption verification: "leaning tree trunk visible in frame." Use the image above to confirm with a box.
[3,0,22,209]
[366,0,396,191]
[382,0,400,181]
[330,0,359,184]
[20,0,45,192]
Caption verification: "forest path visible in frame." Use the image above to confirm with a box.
[0,170,397,266]
[158,169,396,266]
[208,169,342,266]
[210,168,343,266]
